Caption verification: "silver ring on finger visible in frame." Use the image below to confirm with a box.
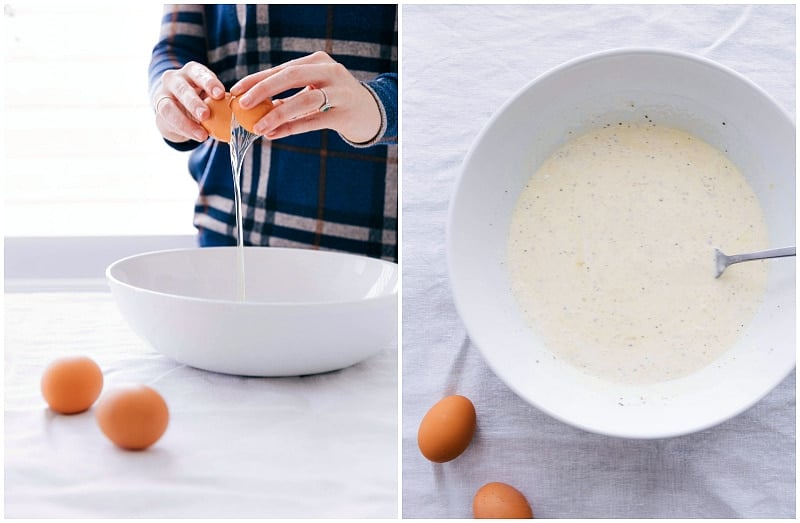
[317,87,333,113]
[154,95,173,114]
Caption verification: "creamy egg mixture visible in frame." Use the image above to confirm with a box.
[507,121,768,384]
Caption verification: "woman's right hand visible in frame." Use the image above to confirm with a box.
[152,61,226,143]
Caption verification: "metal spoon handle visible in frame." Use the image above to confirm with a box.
[715,246,795,278]
[726,246,795,265]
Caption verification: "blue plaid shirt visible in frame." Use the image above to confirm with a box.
[149,5,398,261]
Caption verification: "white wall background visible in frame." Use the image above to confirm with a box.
[4,3,199,287]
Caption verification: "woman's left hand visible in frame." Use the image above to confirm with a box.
[230,51,382,143]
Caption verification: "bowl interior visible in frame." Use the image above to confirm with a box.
[449,49,796,438]
[108,247,399,304]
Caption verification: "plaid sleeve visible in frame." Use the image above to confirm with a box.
[148,5,209,99]
[148,5,209,152]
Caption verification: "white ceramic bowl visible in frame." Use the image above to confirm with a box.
[107,247,398,376]
[448,49,795,438]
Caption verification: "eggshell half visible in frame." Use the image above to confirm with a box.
[201,93,234,143]
[231,95,274,134]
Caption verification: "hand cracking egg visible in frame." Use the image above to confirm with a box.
[231,95,274,134]
[201,92,274,142]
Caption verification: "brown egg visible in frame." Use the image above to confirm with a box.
[231,95,274,134]
[473,482,534,519]
[417,394,476,463]
[200,92,234,143]
[41,356,103,414]
[200,92,275,142]
[95,385,169,450]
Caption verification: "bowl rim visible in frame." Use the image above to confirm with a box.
[446,47,796,439]
[106,246,399,307]
[460,46,795,143]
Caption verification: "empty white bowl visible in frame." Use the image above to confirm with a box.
[107,247,398,376]
[448,48,795,438]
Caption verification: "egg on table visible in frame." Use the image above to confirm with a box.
[473,481,534,519]
[40,356,104,414]
[417,394,476,463]
[95,385,169,451]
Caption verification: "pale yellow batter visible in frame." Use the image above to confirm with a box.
[507,121,768,384]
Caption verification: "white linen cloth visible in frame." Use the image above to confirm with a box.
[401,4,795,518]
[5,292,397,518]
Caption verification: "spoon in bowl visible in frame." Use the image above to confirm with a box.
[714,246,795,278]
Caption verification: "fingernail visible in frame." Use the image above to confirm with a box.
[212,87,224,98]
[195,108,206,120]
[238,95,252,109]
[254,123,267,134]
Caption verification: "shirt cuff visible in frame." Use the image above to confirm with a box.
[338,79,397,148]
[164,137,202,151]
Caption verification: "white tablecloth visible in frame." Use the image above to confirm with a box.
[5,291,397,518]
[401,4,795,518]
